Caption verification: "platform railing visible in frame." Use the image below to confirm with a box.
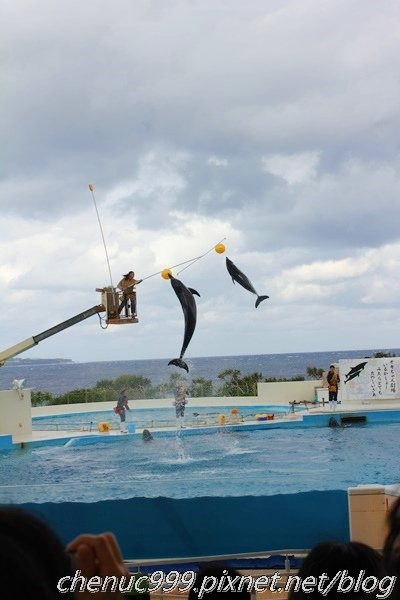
[125,548,308,571]
[31,412,296,432]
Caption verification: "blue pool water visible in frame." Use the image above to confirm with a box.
[1,422,399,504]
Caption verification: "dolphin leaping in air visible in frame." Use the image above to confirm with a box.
[168,275,200,373]
[225,257,269,308]
[344,361,368,384]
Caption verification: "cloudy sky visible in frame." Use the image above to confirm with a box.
[1,0,400,364]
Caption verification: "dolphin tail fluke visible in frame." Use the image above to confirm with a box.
[255,295,269,308]
[168,358,189,373]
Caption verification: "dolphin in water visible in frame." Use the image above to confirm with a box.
[225,257,269,308]
[168,275,200,373]
[344,361,368,384]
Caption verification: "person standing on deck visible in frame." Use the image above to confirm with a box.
[327,364,340,411]
[115,388,130,433]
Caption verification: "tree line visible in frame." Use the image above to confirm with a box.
[31,352,394,406]
[30,367,323,406]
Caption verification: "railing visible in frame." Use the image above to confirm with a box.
[126,547,309,569]
[125,549,308,600]
[31,421,99,432]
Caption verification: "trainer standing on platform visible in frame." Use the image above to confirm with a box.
[117,271,142,317]
[327,364,340,410]
[174,385,188,428]
[115,388,130,433]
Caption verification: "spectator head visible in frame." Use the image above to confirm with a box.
[288,541,394,599]
[383,496,400,591]
[0,507,73,599]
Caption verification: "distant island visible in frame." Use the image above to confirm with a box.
[7,357,74,365]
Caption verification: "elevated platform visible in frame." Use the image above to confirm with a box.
[106,316,138,325]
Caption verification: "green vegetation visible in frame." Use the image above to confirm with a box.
[306,366,325,379]
[30,355,399,406]
[94,375,152,399]
[31,364,328,406]
[217,369,264,397]
[190,377,214,397]
[30,391,53,406]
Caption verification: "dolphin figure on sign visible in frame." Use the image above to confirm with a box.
[345,370,364,384]
[225,257,269,308]
[344,361,368,384]
[168,275,200,373]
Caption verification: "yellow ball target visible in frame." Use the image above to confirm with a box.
[161,268,172,280]
[214,243,225,254]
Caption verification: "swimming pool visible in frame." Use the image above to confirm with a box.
[1,422,399,504]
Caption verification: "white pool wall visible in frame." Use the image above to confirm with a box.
[0,388,32,436]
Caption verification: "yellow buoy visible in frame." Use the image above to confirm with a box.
[98,421,110,433]
[161,268,172,280]
[215,243,225,254]
[218,414,226,425]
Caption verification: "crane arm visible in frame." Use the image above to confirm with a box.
[0,305,105,366]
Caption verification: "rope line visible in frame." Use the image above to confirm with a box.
[141,237,226,282]
[89,184,114,288]
[88,183,225,288]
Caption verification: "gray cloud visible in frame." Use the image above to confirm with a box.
[0,0,400,361]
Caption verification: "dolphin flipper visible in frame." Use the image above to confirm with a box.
[188,288,201,297]
[255,295,269,308]
[168,358,189,373]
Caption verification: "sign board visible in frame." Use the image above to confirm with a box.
[339,357,400,402]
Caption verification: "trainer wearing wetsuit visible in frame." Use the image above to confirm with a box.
[115,389,130,433]
[174,385,188,428]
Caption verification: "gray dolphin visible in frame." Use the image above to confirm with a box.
[226,257,269,308]
[344,362,368,384]
[168,275,200,373]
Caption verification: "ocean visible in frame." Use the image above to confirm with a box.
[0,348,398,395]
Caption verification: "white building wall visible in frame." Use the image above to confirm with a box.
[257,380,323,405]
[0,389,32,436]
